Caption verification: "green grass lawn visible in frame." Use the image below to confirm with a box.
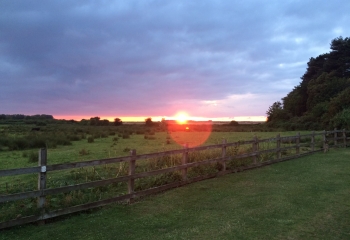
[1,148,349,240]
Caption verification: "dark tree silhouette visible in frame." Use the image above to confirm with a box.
[145,117,153,126]
[267,36,350,130]
[114,118,123,126]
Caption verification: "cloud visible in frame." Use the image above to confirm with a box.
[1,0,350,118]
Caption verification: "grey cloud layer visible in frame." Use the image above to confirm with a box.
[1,0,349,117]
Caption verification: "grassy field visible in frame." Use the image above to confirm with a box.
[1,148,349,239]
[0,130,310,170]
[0,129,320,223]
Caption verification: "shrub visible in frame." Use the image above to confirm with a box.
[87,136,94,143]
[93,132,108,138]
[9,138,28,150]
[79,148,89,156]
[68,135,80,141]
[29,137,47,148]
[35,121,47,126]
[331,108,350,129]
[75,128,84,133]
[229,120,239,126]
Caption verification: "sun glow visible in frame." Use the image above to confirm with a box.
[174,112,189,124]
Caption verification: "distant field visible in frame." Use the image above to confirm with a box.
[2,148,349,239]
[0,131,309,170]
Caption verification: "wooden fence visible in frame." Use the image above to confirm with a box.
[0,129,349,229]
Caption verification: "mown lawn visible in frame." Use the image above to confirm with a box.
[1,148,349,240]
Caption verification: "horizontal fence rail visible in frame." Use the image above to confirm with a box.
[0,129,348,229]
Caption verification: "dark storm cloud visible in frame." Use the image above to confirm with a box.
[1,0,350,117]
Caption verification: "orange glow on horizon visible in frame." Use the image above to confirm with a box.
[53,115,267,122]
[174,112,189,124]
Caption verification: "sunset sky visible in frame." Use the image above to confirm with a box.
[1,1,350,122]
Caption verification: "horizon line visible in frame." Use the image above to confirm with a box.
[53,115,267,122]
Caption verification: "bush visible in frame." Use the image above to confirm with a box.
[28,137,47,149]
[79,148,90,156]
[87,136,94,143]
[229,120,239,126]
[68,135,80,141]
[9,138,28,150]
[331,108,350,129]
[35,121,47,126]
[93,132,108,138]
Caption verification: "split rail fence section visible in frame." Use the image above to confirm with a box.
[0,129,349,229]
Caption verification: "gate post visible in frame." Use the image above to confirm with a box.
[311,131,315,151]
[252,136,258,164]
[182,144,188,181]
[128,149,136,203]
[222,139,227,170]
[38,148,47,225]
[296,132,300,155]
[276,134,281,160]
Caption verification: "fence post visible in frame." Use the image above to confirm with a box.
[37,148,47,225]
[128,149,136,204]
[323,130,328,153]
[311,131,315,151]
[221,139,227,171]
[182,143,188,181]
[276,134,281,160]
[296,132,300,155]
[343,129,346,148]
[252,136,258,164]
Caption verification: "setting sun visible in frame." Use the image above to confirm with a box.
[175,112,189,124]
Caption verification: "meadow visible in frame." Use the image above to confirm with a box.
[0,122,324,227]
[1,148,349,239]
[0,122,307,170]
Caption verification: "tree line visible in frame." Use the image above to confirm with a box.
[0,114,161,127]
[0,114,54,120]
[266,36,350,130]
